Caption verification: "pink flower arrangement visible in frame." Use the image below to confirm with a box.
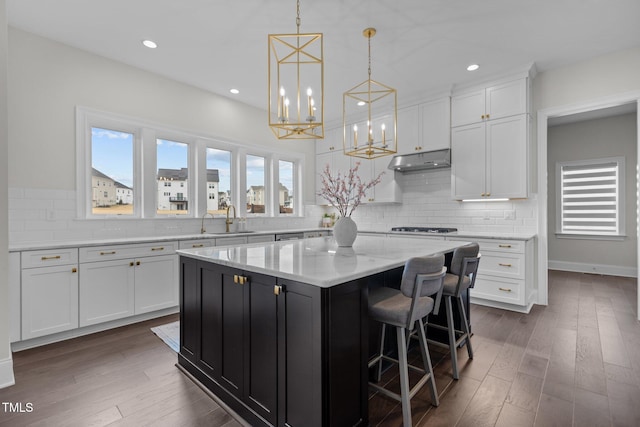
[317,162,384,217]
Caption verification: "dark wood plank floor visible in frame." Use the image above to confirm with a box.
[1,270,638,427]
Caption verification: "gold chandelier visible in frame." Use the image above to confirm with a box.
[268,0,324,140]
[343,28,397,159]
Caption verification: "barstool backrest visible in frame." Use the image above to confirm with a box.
[400,254,445,298]
[450,243,480,276]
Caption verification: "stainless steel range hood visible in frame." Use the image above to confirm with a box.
[387,148,451,172]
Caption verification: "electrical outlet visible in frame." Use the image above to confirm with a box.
[504,210,516,220]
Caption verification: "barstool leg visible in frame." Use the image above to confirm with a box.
[445,295,459,379]
[416,319,439,407]
[457,296,473,359]
[396,326,412,427]
[376,323,387,382]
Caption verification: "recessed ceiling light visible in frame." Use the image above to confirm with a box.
[229,88,240,95]
[466,64,480,71]
[357,101,366,106]
[142,40,157,49]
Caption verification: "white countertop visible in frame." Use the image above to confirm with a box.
[381,230,536,241]
[177,235,471,288]
[8,228,329,252]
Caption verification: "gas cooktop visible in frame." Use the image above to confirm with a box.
[390,227,458,234]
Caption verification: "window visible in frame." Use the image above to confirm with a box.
[279,160,295,215]
[206,147,232,215]
[90,127,134,215]
[157,139,189,216]
[78,108,303,220]
[246,155,266,215]
[556,157,625,237]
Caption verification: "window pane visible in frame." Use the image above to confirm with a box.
[206,148,232,215]
[91,127,134,215]
[279,160,294,215]
[157,139,189,215]
[246,154,265,215]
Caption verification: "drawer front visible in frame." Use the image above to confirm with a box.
[178,239,216,249]
[80,241,178,262]
[215,236,248,246]
[478,252,524,280]
[448,237,524,254]
[471,276,524,305]
[22,248,78,268]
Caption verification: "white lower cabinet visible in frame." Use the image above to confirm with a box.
[79,242,178,327]
[20,249,79,340]
[448,237,534,312]
[9,252,21,342]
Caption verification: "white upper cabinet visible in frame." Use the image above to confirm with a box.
[451,78,527,127]
[357,155,400,204]
[452,115,528,200]
[315,127,351,205]
[397,96,450,154]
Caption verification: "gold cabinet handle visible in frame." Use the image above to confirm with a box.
[498,244,512,248]
[486,192,491,196]
[233,274,238,283]
[130,261,135,267]
[274,285,283,296]
[151,247,164,251]
[486,114,490,119]
[498,263,512,267]
[233,274,247,284]
[499,287,512,292]
[136,261,141,266]
[481,114,485,119]
[100,251,116,256]
[192,244,204,248]
[41,255,61,261]
[71,268,77,273]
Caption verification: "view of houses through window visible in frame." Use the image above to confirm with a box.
[84,111,301,219]
[91,127,134,216]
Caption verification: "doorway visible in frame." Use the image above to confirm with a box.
[537,94,640,320]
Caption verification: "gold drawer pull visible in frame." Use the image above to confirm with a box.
[130,262,134,267]
[71,268,77,273]
[192,244,205,248]
[498,244,512,248]
[274,285,282,296]
[234,274,246,284]
[499,287,512,292]
[100,251,116,255]
[498,263,512,267]
[41,255,61,261]
[151,247,164,251]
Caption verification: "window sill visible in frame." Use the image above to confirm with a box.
[555,233,626,241]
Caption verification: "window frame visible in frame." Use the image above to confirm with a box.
[555,156,626,240]
[76,106,305,220]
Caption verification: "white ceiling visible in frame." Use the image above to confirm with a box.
[7,0,640,124]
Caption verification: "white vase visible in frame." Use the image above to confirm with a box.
[333,217,357,247]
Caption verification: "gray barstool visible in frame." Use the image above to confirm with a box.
[368,254,446,427]
[426,243,480,380]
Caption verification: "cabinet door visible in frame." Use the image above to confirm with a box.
[134,254,179,314]
[21,264,79,340]
[396,105,420,153]
[371,155,399,203]
[220,267,246,399]
[278,279,323,427]
[420,97,451,151]
[179,256,200,364]
[215,236,247,246]
[79,259,135,327]
[245,272,279,425]
[451,89,485,127]
[451,123,486,199]
[486,115,528,199]
[485,79,527,121]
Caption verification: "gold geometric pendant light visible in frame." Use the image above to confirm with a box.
[343,28,397,159]
[268,0,324,140]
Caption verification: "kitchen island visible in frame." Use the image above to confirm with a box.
[177,236,469,427]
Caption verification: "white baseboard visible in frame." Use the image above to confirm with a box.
[0,356,15,389]
[548,260,637,278]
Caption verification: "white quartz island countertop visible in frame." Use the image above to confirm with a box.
[177,235,470,288]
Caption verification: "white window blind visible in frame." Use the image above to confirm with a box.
[556,157,625,236]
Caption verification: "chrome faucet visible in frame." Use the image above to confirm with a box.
[225,205,236,233]
[200,212,214,234]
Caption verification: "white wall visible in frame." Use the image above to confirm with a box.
[7,28,319,246]
[547,113,637,276]
[0,0,15,389]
